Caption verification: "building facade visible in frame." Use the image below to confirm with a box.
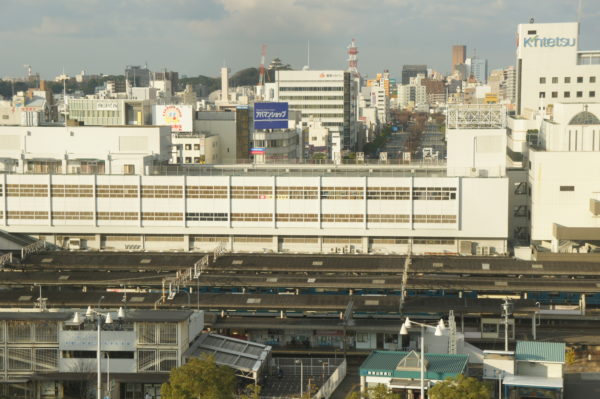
[516,21,600,116]
[271,70,358,151]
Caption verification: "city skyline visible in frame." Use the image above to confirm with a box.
[1,0,600,81]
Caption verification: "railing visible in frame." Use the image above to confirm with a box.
[0,252,13,268]
[21,240,47,261]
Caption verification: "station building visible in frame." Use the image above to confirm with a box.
[0,106,511,255]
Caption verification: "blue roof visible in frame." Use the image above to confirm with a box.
[360,351,468,381]
[515,341,565,363]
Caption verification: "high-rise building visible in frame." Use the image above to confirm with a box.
[466,57,488,84]
[401,65,427,85]
[452,45,466,73]
[125,65,151,88]
[272,70,358,150]
[516,21,600,116]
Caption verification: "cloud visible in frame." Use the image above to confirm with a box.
[32,17,83,36]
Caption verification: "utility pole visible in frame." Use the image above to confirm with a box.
[502,298,512,351]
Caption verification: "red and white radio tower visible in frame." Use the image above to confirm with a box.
[347,39,359,77]
[259,44,267,86]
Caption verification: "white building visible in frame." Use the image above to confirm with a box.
[0,125,171,175]
[171,133,220,164]
[270,70,358,151]
[370,86,388,124]
[446,105,507,178]
[516,21,600,117]
[529,103,600,252]
[397,75,427,110]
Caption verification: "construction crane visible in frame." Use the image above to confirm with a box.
[258,44,267,86]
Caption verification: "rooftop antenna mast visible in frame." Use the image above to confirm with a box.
[307,40,310,69]
[577,0,584,22]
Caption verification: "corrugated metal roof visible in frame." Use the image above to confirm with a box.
[515,341,565,363]
[360,351,468,381]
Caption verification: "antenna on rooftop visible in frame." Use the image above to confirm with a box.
[577,0,584,22]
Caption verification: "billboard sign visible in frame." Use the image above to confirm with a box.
[250,147,265,154]
[254,102,288,130]
[153,104,193,132]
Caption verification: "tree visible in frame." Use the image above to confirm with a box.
[161,354,236,399]
[428,374,491,399]
[345,384,401,399]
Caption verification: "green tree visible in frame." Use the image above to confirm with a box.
[161,354,236,399]
[239,384,261,399]
[429,374,491,399]
[344,384,401,399]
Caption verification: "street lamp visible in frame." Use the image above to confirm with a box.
[295,359,304,398]
[72,300,125,399]
[400,318,445,399]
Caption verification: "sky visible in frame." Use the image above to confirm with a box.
[1,0,599,81]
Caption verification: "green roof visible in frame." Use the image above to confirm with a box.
[515,341,565,363]
[360,351,468,381]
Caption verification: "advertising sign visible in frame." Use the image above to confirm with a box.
[250,147,266,154]
[153,104,193,132]
[96,101,119,111]
[254,102,288,130]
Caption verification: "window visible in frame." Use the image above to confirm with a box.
[564,77,571,83]
[591,91,596,98]
[564,91,570,98]
[176,157,182,163]
[560,186,575,192]
[122,164,135,175]
[193,144,200,150]
[539,77,546,84]
[184,144,192,150]
[577,91,583,98]
[551,92,558,98]
[539,92,545,98]
[577,76,584,83]
[591,76,596,83]
[184,157,192,163]
[552,77,558,84]
[528,30,537,34]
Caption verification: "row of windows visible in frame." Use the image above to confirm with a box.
[5,184,48,197]
[280,236,319,244]
[231,186,272,199]
[367,187,411,200]
[367,214,410,223]
[323,237,362,244]
[141,185,183,198]
[97,212,138,221]
[53,211,94,220]
[371,238,409,244]
[0,321,58,343]
[51,184,93,197]
[290,104,344,109]
[413,238,456,245]
[141,212,183,221]
[231,213,272,222]
[6,211,48,219]
[103,235,141,241]
[1,348,58,372]
[145,235,184,242]
[322,214,364,222]
[413,187,457,200]
[276,187,319,200]
[186,186,228,199]
[186,212,228,221]
[413,214,457,224]
[276,213,319,222]
[233,236,273,243]
[321,187,364,200]
[97,185,138,198]
[540,76,596,84]
[300,113,345,118]
[279,96,344,100]
[280,86,343,91]
[539,91,596,99]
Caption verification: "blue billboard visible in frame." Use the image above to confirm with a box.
[254,102,288,130]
